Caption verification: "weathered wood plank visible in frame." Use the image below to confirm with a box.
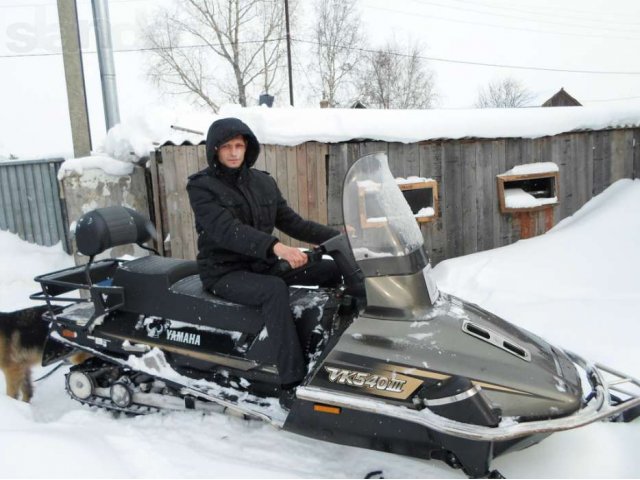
[387,142,405,178]
[197,145,208,171]
[306,143,319,224]
[358,141,388,160]
[265,145,277,176]
[176,146,198,260]
[285,146,299,211]
[296,144,309,220]
[492,140,508,247]
[254,144,266,170]
[553,134,574,221]
[148,151,165,255]
[327,144,348,227]
[161,146,183,258]
[573,132,592,213]
[442,141,463,259]
[461,141,478,255]
[273,145,291,246]
[610,130,634,181]
[404,143,420,178]
[418,141,445,264]
[476,140,494,252]
[591,130,609,195]
[316,144,328,225]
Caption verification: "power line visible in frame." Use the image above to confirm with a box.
[443,0,640,27]
[4,34,640,76]
[291,37,640,76]
[403,0,640,35]
[361,3,640,42]
[0,37,286,58]
[587,94,640,102]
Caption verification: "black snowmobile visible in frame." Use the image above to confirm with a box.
[33,152,640,478]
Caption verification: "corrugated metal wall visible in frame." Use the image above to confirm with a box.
[0,158,70,252]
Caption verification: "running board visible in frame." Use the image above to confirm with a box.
[296,351,640,442]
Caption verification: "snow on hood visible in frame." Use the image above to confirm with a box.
[101,100,640,160]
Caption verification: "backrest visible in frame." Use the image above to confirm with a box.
[75,206,156,257]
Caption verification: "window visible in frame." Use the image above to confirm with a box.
[497,163,559,214]
[358,177,439,228]
[397,178,439,224]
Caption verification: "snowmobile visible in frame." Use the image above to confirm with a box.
[32,152,639,478]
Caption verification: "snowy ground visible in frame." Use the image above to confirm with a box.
[1,180,639,478]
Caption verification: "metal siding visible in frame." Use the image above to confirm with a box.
[0,158,69,251]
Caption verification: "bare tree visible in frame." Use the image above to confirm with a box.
[356,39,436,109]
[475,77,534,108]
[142,0,290,111]
[311,0,363,107]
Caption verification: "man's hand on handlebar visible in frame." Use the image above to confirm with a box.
[273,242,308,269]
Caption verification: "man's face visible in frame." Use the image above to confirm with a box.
[217,135,247,169]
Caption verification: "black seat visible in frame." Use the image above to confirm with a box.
[112,256,264,334]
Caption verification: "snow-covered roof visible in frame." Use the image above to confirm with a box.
[102,100,640,162]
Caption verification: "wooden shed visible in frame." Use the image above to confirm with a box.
[148,124,638,266]
[542,88,582,107]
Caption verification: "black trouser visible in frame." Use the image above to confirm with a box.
[211,260,340,385]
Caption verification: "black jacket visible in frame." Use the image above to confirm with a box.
[187,118,339,289]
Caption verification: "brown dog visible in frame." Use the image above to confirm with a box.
[0,305,89,402]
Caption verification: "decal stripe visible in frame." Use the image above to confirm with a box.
[471,380,533,396]
[379,362,536,397]
[102,332,265,372]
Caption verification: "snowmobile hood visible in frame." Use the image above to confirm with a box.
[205,117,260,172]
[313,293,583,419]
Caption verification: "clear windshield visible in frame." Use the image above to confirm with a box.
[343,152,424,261]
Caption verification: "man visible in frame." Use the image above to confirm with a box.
[187,118,340,403]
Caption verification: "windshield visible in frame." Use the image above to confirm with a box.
[343,152,424,261]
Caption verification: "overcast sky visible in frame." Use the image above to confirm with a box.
[1,0,640,159]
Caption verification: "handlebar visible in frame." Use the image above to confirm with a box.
[269,246,324,275]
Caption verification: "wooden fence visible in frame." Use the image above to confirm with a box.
[150,127,638,265]
[327,128,639,264]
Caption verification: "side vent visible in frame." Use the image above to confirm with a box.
[462,320,531,362]
[465,323,491,340]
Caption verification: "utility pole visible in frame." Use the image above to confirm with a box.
[284,0,294,106]
[92,0,120,130]
[57,0,92,157]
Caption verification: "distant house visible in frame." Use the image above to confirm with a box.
[542,88,582,107]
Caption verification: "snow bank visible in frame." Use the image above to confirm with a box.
[433,178,640,378]
[1,177,639,478]
[57,155,134,180]
[100,100,640,159]
[0,231,73,311]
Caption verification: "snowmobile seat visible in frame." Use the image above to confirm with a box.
[111,256,264,334]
